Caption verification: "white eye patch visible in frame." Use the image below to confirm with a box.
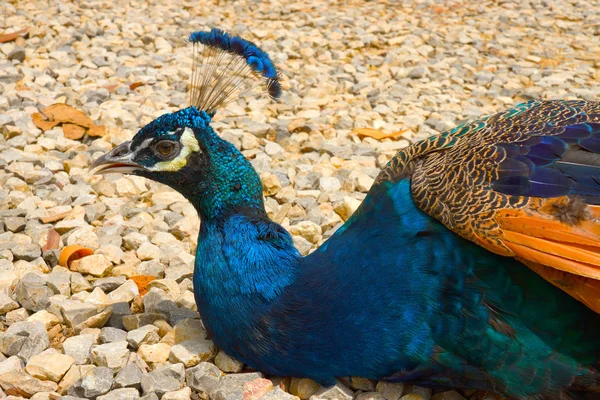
[148,127,201,172]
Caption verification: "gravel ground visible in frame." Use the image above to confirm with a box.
[1,0,599,399]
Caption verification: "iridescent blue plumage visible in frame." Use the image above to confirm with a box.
[188,28,281,101]
[91,30,600,400]
[189,29,278,79]
[493,122,600,199]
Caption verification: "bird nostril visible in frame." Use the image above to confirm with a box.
[113,144,130,157]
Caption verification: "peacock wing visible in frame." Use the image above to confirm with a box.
[376,99,600,312]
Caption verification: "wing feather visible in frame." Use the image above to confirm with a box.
[376,100,600,312]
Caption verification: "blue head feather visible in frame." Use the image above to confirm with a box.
[128,106,265,220]
[188,28,281,101]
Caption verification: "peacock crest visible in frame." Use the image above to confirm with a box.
[187,28,282,114]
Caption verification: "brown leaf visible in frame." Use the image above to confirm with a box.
[33,104,106,139]
[42,103,94,129]
[352,127,409,140]
[62,123,86,140]
[42,229,61,252]
[103,84,119,93]
[88,124,106,137]
[0,28,28,44]
[32,112,60,131]
[16,80,31,91]
[431,5,447,13]
[539,58,560,68]
[129,81,144,90]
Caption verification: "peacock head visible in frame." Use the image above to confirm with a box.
[90,29,281,218]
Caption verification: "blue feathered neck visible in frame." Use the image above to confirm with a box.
[193,199,302,359]
[185,126,266,221]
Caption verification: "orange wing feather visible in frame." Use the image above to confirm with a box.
[492,202,600,311]
[377,100,600,313]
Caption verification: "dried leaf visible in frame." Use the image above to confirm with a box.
[32,112,60,131]
[42,229,61,252]
[42,104,94,129]
[539,58,560,68]
[16,81,31,91]
[58,245,94,268]
[131,275,156,296]
[62,123,86,140]
[88,124,106,137]
[129,81,144,90]
[103,84,119,93]
[352,127,409,140]
[0,28,28,43]
[387,129,410,139]
[33,104,106,139]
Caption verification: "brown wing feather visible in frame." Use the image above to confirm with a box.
[377,100,600,312]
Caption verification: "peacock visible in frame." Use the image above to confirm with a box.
[91,29,600,400]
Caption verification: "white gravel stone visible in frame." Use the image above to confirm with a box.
[61,300,98,328]
[163,386,192,400]
[114,363,144,390]
[68,366,113,398]
[169,339,217,367]
[62,334,97,365]
[58,364,96,395]
[96,244,125,265]
[107,279,140,304]
[70,254,111,277]
[185,362,222,394]
[319,176,341,193]
[288,221,322,244]
[90,341,130,370]
[309,382,353,400]
[136,242,161,261]
[172,318,206,343]
[214,350,244,373]
[0,292,19,314]
[127,325,161,350]
[0,370,58,397]
[97,388,141,400]
[0,321,49,361]
[356,174,375,193]
[0,356,24,376]
[138,343,172,365]
[147,279,181,301]
[27,310,60,329]
[123,232,149,250]
[25,349,75,382]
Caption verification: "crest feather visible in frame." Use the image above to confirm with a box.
[187,28,282,114]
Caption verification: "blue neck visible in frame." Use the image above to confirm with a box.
[173,126,302,350]
[192,210,301,352]
[175,125,266,221]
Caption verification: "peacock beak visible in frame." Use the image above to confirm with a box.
[89,141,145,175]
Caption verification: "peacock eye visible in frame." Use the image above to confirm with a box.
[155,141,177,157]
